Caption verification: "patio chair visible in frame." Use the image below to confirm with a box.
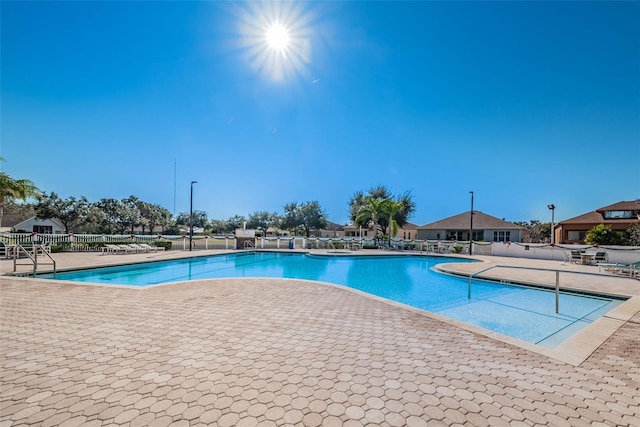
[594,252,608,264]
[569,250,582,264]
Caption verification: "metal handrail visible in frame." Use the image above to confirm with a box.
[243,240,256,251]
[468,264,561,313]
[12,244,56,277]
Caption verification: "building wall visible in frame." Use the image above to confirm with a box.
[417,228,522,242]
[556,221,636,244]
[12,217,65,234]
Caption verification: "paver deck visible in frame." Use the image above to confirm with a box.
[1,250,639,426]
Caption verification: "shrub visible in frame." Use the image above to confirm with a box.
[152,240,172,250]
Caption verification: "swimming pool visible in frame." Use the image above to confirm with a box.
[42,252,624,348]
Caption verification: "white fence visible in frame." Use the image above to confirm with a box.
[1,233,639,264]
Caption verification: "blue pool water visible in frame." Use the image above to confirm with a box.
[43,252,623,348]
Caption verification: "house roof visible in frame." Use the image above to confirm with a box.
[1,214,33,228]
[595,200,640,215]
[418,211,523,230]
[558,200,640,225]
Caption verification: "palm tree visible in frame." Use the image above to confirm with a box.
[0,171,42,229]
[355,196,385,245]
[381,199,405,246]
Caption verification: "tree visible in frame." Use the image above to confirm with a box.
[584,224,624,245]
[145,204,172,234]
[349,185,415,233]
[96,198,128,234]
[227,215,247,232]
[282,201,327,237]
[76,205,108,234]
[0,171,42,229]
[355,196,386,244]
[297,201,327,237]
[175,210,209,229]
[247,211,278,236]
[627,222,640,246]
[35,192,89,233]
[514,220,551,243]
[381,199,405,245]
[2,200,36,217]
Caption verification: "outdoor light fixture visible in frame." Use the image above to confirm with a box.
[548,204,555,245]
[189,181,198,251]
[469,191,474,255]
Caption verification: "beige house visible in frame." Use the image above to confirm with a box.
[416,211,524,242]
[554,200,640,244]
[343,222,418,240]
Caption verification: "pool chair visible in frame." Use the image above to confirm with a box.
[614,261,640,278]
[139,243,163,252]
[128,243,149,253]
[117,244,137,254]
[102,244,123,254]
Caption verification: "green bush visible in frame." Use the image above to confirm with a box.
[152,240,172,250]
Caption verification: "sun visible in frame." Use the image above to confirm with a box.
[235,1,317,81]
[265,23,290,53]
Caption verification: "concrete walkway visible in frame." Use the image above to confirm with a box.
[1,250,639,426]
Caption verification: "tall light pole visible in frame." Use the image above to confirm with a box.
[548,204,555,245]
[469,191,474,255]
[189,180,198,251]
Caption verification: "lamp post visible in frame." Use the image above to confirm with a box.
[469,191,474,255]
[547,204,555,245]
[189,180,198,251]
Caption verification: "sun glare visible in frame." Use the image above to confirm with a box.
[266,23,290,53]
[235,1,316,81]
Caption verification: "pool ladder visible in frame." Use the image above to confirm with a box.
[12,244,57,277]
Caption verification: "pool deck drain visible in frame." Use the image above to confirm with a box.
[1,250,639,426]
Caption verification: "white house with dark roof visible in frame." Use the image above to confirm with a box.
[416,211,524,242]
[0,214,65,234]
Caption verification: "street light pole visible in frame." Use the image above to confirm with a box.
[547,204,555,245]
[469,191,474,255]
[189,180,198,251]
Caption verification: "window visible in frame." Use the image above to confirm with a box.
[603,210,635,219]
[567,231,587,241]
[493,231,511,242]
[33,225,53,234]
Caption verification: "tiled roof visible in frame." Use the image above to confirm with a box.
[595,200,640,213]
[559,200,640,225]
[418,211,523,230]
[1,214,33,228]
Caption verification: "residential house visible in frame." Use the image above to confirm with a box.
[343,222,419,240]
[416,211,524,243]
[0,215,65,234]
[554,200,640,244]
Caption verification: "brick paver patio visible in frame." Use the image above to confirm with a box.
[1,252,639,426]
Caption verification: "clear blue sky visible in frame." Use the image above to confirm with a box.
[2,1,639,226]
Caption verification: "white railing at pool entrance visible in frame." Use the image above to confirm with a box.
[466,264,631,315]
